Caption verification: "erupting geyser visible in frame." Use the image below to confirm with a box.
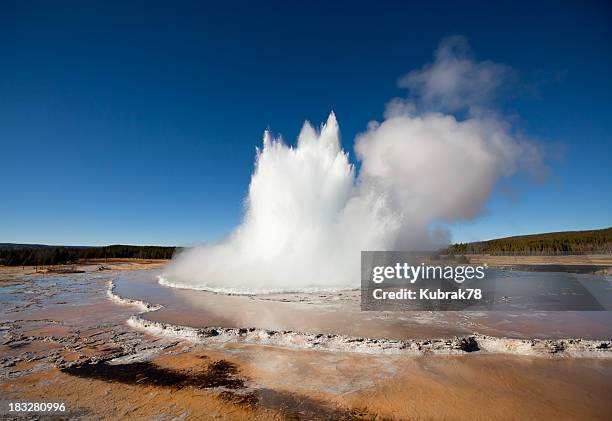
[161,112,402,293]
[160,36,541,293]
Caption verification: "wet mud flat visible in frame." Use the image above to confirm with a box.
[114,270,612,341]
[1,266,612,420]
[1,268,179,375]
[6,343,611,420]
[0,266,380,419]
[465,254,612,275]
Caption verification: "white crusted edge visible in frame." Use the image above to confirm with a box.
[108,280,611,358]
[106,280,162,313]
[126,315,611,358]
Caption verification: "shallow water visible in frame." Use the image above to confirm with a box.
[113,270,612,340]
[2,268,611,420]
[0,272,110,318]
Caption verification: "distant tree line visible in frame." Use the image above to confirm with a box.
[445,227,612,256]
[0,244,178,266]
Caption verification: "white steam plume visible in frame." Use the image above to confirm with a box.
[161,36,541,293]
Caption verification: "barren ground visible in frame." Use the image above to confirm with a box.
[1,260,611,420]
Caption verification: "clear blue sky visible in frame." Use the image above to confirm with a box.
[1,0,610,246]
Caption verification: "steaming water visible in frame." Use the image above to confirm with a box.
[162,112,398,293]
[161,111,536,293]
[161,38,541,294]
[157,276,350,295]
[115,270,612,340]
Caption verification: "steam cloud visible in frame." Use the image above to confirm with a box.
[161,36,541,293]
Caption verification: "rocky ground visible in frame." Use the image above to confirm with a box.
[1,263,612,420]
[0,264,281,419]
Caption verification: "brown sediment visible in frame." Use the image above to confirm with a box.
[61,358,246,389]
[0,339,64,357]
[198,346,612,420]
[466,254,612,274]
[2,265,612,420]
[3,351,380,420]
[10,345,608,421]
[343,354,612,420]
[2,366,271,420]
[0,259,169,284]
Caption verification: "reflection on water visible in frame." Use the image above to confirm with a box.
[477,269,612,310]
[363,269,612,311]
[113,270,612,340]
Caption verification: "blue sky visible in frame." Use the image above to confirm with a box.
[1,0,610,246]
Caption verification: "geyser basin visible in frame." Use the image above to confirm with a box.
[162,98,542,294]
[112,271,612,341]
